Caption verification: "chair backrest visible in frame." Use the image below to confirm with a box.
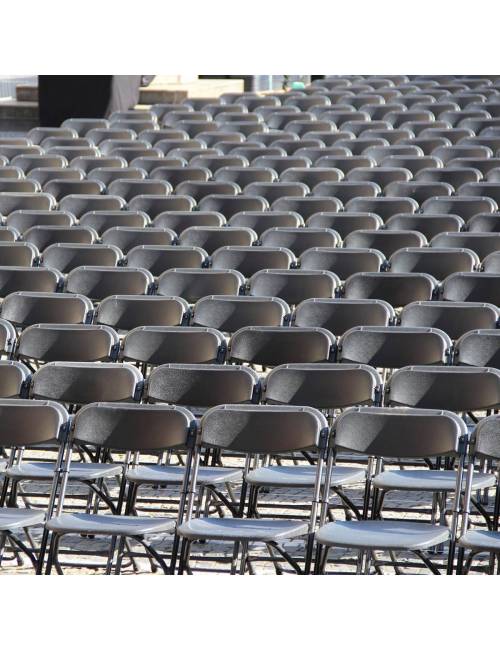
[200,404,328,454]
[471,414,500,460]
[442,272,500,303]
[455,330,500,369]
[0,398,68,447]
[344,230,427,258]
[157,268,244,303]
[338,326,451,368]
[0,242,39,267]
[66,267,153,301]
[229,326,335,366]
[96,295,188,330]
[0,360,31,398]
[264,363,381,410]
[1,291,93,328]
[306,212,383,238]
[146,364,259,407]
[43,243,122,273]
[344,272,437,307]
[192,295,289,332]
[154,211,225,233]
[0,317,16,354]
[228,210,303,236]
[261,227,340,256]
[16,323,119,363]
[122,326,225,365]
[334,406,466,458]
[80,210,150,235]
[102,227,176,253]
[299,248,384,278]
[388,247,479,280]
[249,269,339,304]
[0,266,62,298]
[386,365,500,412]
[31,362,143,404]
[72,402,194,451]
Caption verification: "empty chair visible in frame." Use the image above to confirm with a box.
[153,210,225,233]
[211,246,294,276]
[294,298,394,336]
[0,267,61,298]
[431,232,500,259]
[42,243,122,273]
[149,167,211,186]
[250,269,339,304]
[455,329,500,369]
[346,167,412,188]
[345,230,426,258]
[458,182,500,205]
[312,181,381,203]
[29,167,85,185]
[44,179,104,200]
[338,325,451,367]
[0,179,40,193]
[0,192,54,215]
[59,195,126,218]
[1,291,93,328]
[468,213,500,233]
[16,324,119,364]
[12,154,67,173]
[231,146,283,163]
[107,179,172,201]
[192,295,290,332]
[127,245,206,275]
[131,156,185,173]
[96,295,189,331]
[315,406,467,574]
[447,157,500,175]
[280,167,343,187]
[344,272,437,306]
[65,267,153,301]
[364,146,425,165]
[385,213,464,239]
[128,195,196,217]
[178,226,256,254]
[122,326,225,365]
[229,210,303,236]
[214,166,276,187]
[306,212,383,239]
[414,167,482,190]
[400,301,499,340]
[433,145,492,164]
[87,167,146,185]
[385,181,453,203]
[389,247,479,280]
[157,268,244,303]
[101,227,176,254]
[0,242,38,267]
[198,195,268,218]
[252,155,310,175]
[0,360,31,398]
[80,210,150,235]
[24,225,97,252]
[61,118,109,135]
[31,361,143,404]
[261,227,340,256]
[344,197,419,221]
[442,272,500,303]
[315,156,373,175]
[271,197,343,219]
[229,326,335,366]
[176,181,238,203]
[422,196,497,219]
[483,251,500,272]
[244,181,308,202]
[299,248,384,278]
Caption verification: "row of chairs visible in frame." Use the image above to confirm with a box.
[0,359,499,574]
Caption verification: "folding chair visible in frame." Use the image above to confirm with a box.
[442,272,500,303]
[422,197,497,220]
[458,415,500,573]
[315,406,467,574]
[229,326,335,367]
[197,195,269,218]
[299,248,384,278]
[59,195,126,219]
[0,192,55,215]
[15,323,119,366]
[468,214,500,233]
[389,247,479,280]
[44,179,104,201]
[127,245,206,275]
[312,181,381,203]
[13,154,67,173]
[0,399,68,572]
[0,359,30,398]
[385,213,464,239]
[1,292,93,329]
[344,197,419,221]
[454,330,500,369]
[400,300,499,340]
[314,156,373,175]
[0,267,62,298]
[96,295,188,331]
[249,269,339,304]
[177,403,328,574]
[42,402,196,574]
[65,267,153,302]
[244,182,308,203]
[191,295,290,332]
[345,230,427,258]
[157,269,244,303]
[87,167,146,185]
[122,326,225,367]
[24,226,97,252]
[0,242,38,267]
[346,168,412,188]
[30,167,85,185]
[431,232,500,260]
[42,243,122,273]
[344,272,437,307]
[101,227,176,254]
[128,195,196,218]
[306,212,383,239]
[213,167,276,187]
[153,211,225,233]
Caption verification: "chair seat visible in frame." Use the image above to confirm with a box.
[126,465,242,485]
[316,519,450,550]
[0,507,45,531]
[178,517,308,542]
[7,462,122,481]
[46,512,176,536]
[458,529,500,552]
[0,459,6,473]
[246,465,365,488]
[373,469,495,492]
